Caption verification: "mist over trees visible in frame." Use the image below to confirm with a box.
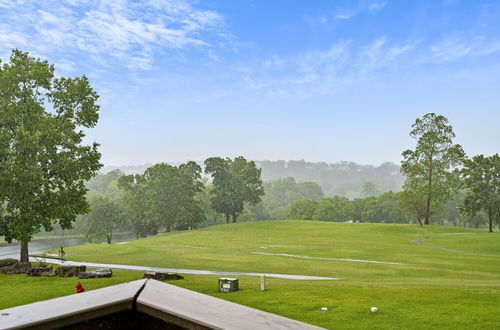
[103,160,403,200]
[25,116,497,241]
[256,160,403,198]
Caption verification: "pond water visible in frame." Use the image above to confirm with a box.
[0,233,135,260]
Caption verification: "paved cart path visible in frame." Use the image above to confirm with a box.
[31,256,339,281]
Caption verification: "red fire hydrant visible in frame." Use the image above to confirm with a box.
[75,282,85,293]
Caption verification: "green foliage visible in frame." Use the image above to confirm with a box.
[0,49,102,260]
[83,196,124,243]
[118,162,205,237]
[313,196,352,222]
[253,177,323,220]
[460,154,500,232]
[204,156,264,223]
[353,191,407,223]
[286,199,318,220]
[118,174,155,238]
[86,169,124,198]
[401,113,465,225]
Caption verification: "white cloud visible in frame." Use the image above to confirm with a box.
[0,0,227,70]
[365,1,388,12]
[238,38,420,97]
[431,42,472,61]
[0,0,11,9]
[335,11,355,20]
[428,37,500,62]
[333,0,388,21]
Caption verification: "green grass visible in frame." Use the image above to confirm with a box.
[0,266,143,309]
[3,221,500,329]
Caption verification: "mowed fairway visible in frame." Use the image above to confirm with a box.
[14,221,500,329]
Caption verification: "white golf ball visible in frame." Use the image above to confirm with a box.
[321,307,328,311]
[371,307,378,312]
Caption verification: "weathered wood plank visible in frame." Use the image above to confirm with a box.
[137,279,325,330]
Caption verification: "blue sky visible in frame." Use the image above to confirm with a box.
[1,0,499,166]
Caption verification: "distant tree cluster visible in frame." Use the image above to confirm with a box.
[249,177,324,220]
[286,192,406,223]
[284,190,490,227]
[82,157,265,240]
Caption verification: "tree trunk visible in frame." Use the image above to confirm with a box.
[107,235,112,244]
[424,196,431,225]
[232,213,238,223]
[425,158,433,226]
[20,240,29,262]
[225,213,230,224]
[417,217,423,227]
[488,208,493,233]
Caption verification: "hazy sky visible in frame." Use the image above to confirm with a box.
[1,0,499,166]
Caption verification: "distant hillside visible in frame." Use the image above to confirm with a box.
[102,160,403,199]
[256,160,403,198]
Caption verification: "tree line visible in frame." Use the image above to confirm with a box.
[285,190,491,227]
[81,157,265,241]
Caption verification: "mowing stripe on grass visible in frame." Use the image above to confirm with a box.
[411,237,500,257]
[252,252,409,265]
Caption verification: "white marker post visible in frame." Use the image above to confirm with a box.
[260,275,267,291]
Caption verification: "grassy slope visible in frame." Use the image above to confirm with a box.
[3,221,500,329]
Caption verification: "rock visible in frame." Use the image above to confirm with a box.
[0,258,18,268]
[55,265,86,277]
[0,262,32,274]
[13,262,32,274]
[78,268,113,279]
[28,266,53,277]
[143,271,184,281]
[41,272,56,277]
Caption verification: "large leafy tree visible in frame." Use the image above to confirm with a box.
[401,113,465,225]
[460,154,500,232]
[204,156,264,223]
[118,174,156,239]
[144,162,205,231]
[0,50,102,261]
[84,196,124,244]
[118,162,205,236]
